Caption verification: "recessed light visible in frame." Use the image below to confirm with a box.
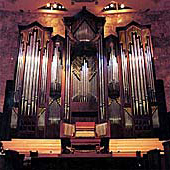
[53,3,57,8]
[38,2,67,11]
[120,4,125,9]
[47,3,50,7]
[110,4,114,8]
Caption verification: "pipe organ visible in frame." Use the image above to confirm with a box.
[10,8,162,139]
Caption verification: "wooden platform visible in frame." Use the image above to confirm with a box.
[109,138,164,157]
[2,139,61,157]
[1,138,165,158]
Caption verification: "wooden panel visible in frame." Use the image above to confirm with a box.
[71,102,98,112]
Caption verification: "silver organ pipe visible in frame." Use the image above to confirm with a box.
[40,41,49,105]
[98,37,105,120]
[107,42,121,124]
[21,30,41,116]
[33,40,41,116]
[72,57,97,103]
[19,30,39,116]
[22,32,34,115]
[14,34,25,103]
[128,32,149,116]
[51,42,62,95]
[64,34,71,119]
[120,45,129,103]
[145,37,156,103]
[107,47,119,92]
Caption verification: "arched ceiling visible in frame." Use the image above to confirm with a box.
[0,0,170,15]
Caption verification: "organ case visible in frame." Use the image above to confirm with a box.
[13,22,53,137]
[116,21,159,136]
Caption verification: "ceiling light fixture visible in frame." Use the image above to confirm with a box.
[47,3,50,7]
[53,3,57,8]
[39,2,67,11]
[102,1,132,12]
[110,4,114,8]
[120,4,125,9]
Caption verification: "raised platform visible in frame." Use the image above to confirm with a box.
[1,138,164,158]
[2,139,61,157]
[109,138,164,157]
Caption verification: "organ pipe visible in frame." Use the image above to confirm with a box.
[40,41,49,105]
[98,36,105,120]
[72,58,97,102]
[145,37,156,103]
[74,21,95,42]
[129,33,149,115]
[64,33,71,120]
[14,34,25,103]
[107,45,119,98]
[51,42,62,95]
[120,45,129,103]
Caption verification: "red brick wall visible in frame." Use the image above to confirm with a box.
[0,10,170,112]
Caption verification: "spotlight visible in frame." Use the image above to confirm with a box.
[106,6,109,9]
[120,4,125,9]
[62,6,64,9]
[47,3,50,7]
[53,3,57,8]
[58,5,61,9]
[110,4,114,8]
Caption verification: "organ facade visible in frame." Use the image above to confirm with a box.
[3,7,163,150]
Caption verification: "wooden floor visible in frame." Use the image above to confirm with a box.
[1,138,164,157]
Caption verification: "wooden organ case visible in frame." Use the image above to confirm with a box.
[62,7,108,123]
[10,8,161,146]
[13,22,53,137]
[13,22,65,138]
